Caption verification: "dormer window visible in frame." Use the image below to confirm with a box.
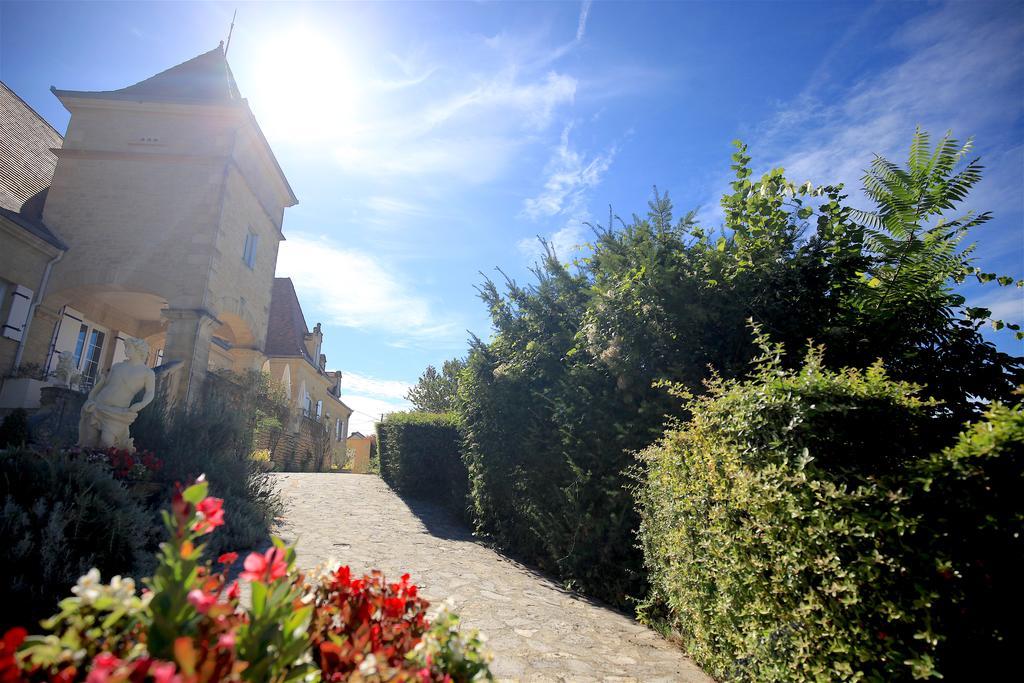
[242,230,259,269]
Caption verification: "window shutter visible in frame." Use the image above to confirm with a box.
[2,285,33,341]
[47,306,86,374]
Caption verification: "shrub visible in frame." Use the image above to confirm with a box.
[5,479,493,682]
[0,409,31,449]
[637,342,1022,681]
[377,412,469,519]
[132,378,283,557]
[903,398,1023,678]
[0,448,152,630]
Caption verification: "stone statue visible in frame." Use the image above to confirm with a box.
[78,337,156,451]
[54,352,75,387]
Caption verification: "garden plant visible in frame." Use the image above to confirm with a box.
[1,478,493,682]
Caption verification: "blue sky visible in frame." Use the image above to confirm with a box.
[2,1,1022,432]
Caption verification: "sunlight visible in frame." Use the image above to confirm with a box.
[249,25,359,143]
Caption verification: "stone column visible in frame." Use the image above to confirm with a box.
[161,308,218,406]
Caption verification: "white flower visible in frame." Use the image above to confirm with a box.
[71,568,102,604]
[358,653,378,676]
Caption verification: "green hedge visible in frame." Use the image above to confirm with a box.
[637,345,1022,681]
[377,412,469,518]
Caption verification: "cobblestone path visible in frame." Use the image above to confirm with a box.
[272,473,712,683]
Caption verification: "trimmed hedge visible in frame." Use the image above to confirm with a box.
[377,412,469,518]
[637,345,1022,681]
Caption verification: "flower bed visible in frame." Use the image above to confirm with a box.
[2,478,493,682]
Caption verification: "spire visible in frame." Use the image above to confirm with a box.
[51,45,242,105]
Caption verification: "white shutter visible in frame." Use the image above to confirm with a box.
[46,306,85,374]
[112,335,128,365]
[2,285,33,341]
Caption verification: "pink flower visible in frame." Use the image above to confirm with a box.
[217,631,236,650]
[191,496,225,535]
[187,589,216,614]
[150,662,181,683]
[226,580,240,600]
[240,547,288,583]
[86,653,122,683]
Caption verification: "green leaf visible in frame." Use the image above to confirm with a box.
[182,480,208,504]
[251,580,268,619]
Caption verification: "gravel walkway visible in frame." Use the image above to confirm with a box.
[271,473,712,683]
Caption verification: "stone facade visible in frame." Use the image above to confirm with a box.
[0,46,354,454]
[261,278,352,469]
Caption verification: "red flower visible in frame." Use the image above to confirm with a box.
[86,653,122,683]
[0,627,27,683]
[384,597,406,618]
[335,565,351,587]
[226,580,240,601]
[218,552,239,565]
[191,496,225,535]
[187,589,216,614]
[240,547,287,583]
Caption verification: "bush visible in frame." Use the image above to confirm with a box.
[377,412,469,518]
[904,397,1023,678]
[0,409,30,449]
[132,376,283,556]
[0,448,152,630]
[637,342,1022,681]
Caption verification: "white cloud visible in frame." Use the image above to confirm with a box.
[339,371,413,434]
[342,393,409,435]
[276,233,463,345]
[342,371,411,401]
[518,122,615,262]
[522,123,616,220]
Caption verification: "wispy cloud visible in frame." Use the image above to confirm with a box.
[750,1,1023,215]
[331,69,577,184]
[518,122,616,261]
[577,1,593,42]
[276,233,464,346]
[522,123,616,220]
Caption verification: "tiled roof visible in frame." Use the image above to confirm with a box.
[266,277,316,366]
[0,81,67,250]
[51,45,242,105]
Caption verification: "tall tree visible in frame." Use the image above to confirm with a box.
[405,358,466,413]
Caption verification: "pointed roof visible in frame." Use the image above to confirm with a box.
[51,44,241,105]
[266,277,316,365]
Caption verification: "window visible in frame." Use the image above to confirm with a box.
[242,231,259,269]
[335,418,342,441]
[79,328,106,389]
[315,400,323,420]
[53,313,108,390]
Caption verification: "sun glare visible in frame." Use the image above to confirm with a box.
[251,26,358,143]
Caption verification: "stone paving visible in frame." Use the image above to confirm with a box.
[271,473,713,683]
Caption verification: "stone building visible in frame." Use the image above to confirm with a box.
[0,45,352,458]
[261,277,351,469]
